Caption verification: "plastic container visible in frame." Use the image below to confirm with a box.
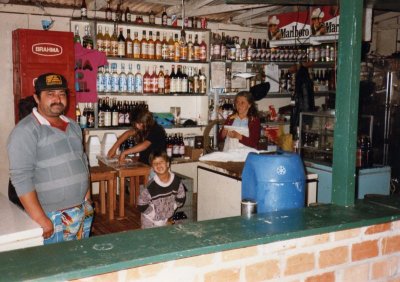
[242,151,306,213]
[101,133,117,156]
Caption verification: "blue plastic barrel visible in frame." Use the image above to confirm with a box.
[242,151,306,213]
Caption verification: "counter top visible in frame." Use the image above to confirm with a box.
[0,193,43,252]
[0,198,399,281]
[199,161,245,179]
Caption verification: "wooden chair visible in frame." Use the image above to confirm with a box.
[89,166,117,220]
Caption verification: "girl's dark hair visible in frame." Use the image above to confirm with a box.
[234,91,258,118]
[148,150,170,166]
[131,108,155,141]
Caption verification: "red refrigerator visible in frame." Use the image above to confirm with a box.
[12,29,76,123]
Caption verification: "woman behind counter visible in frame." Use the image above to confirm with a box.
[219,91,261,150]
[107,108,166,165]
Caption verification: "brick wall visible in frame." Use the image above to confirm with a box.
[74,220,400,282]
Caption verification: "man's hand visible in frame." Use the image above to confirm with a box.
[39,217,54,239]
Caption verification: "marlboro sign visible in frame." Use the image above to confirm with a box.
[268,6,339,41]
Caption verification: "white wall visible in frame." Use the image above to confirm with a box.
[0,5,78,195]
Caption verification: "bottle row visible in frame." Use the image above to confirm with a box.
[75,24,208,62]
[81,0,207,30]
[97,63,207,95]
[210,32,337,63]
[101,98,148,128]
[278,68,336,94]
[166,133,186,159]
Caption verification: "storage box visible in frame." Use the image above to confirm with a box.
[185,146,203,161]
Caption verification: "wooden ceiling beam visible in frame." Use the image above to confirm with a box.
[225,0,335,5]
[87,0,106,11]
[230,5,278,22]
[186,4,270,17]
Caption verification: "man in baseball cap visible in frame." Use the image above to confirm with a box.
[7,72,93,244]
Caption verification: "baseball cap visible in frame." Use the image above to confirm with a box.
[34,73,68,92]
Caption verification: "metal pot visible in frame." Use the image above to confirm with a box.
[241,199,257,218]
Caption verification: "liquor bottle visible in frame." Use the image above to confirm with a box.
[95,26,104,52]
[143,66,151,93]
[111,63,119,92]
[180,31,188,62]
[74,25,81,44]
[200,35,207,62]
[170,65,177,94]
[187,67,194,93]
[211,33,218,60]
[246,37,253,61]
[105,0,112,21]
[82,25,93,49]
[179,133,185,157]
[127,64,135,93]
[164,69,171,94]
[172,133,180,158]
[140,30,148,59]
[80,103,88,129]
[265,41,271,61]
[261,39,267,61]
[251,38,257,61]
[75,104,81,124]
[104,65,112,92]
[256,39,262,61]
[117,28,126,58]
[119,63,128,92]
[97,99,104,127]
[115,1,122,22]
[175,65,183,94]
[234,37,241,61]
[158,65,165,94]
[125,29,133,58]
[111,99,119,127]
[168,33,175,61]
[187,34,194,62]
[161,7,168,26]
[220,32,227,60]
[161,32,168,60]
[81,0,87,19]
[124,6,131,22]
[181,66,188,93]
[103,27,111,56]
[199,68,207,94]
[147,31,155,60]
[166,135,173,157]
[225,67,231,93]
[87,103,95,128]
[149,10,155,25]
[228,36,236,60]
[97,66,105,92]
[134,64,143,94]
[172,33,180,62]
[151,65,158,94]
[193,35,200,61]
[240,38,247,61]
[118,101,125,127]
[155,31,162,60]
[103,97,112,127]
[124,101,130,126]
[193,67,199,93]
[133,31,140,59]
[110,24,118,57]
[279,69,286,93]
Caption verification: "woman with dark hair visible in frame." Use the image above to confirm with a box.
[218,91,261,150]
[107,108,166,165]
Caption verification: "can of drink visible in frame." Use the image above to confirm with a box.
[184,17,188,27]
[171,14,178,26]
[201,17,207,29]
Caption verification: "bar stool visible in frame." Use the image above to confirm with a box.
[89,166,117,220]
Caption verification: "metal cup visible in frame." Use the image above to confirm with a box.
[241,199,257,218]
